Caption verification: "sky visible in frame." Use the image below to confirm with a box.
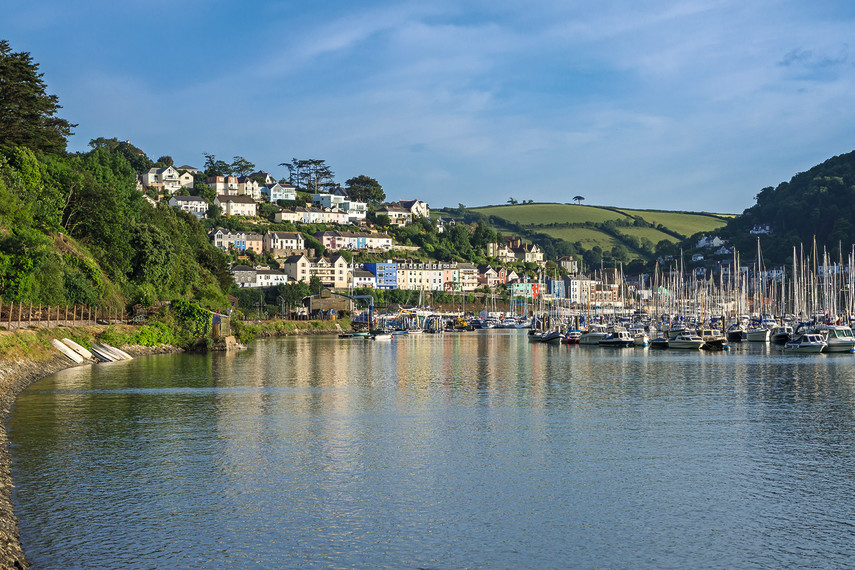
[4,1,855,213]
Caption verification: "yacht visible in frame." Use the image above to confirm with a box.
[669,332,704,349]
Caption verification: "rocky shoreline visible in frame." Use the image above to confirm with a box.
[0,344,183,568]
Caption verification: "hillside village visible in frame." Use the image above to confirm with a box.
[139,163,666,308]
[132,158,783,313]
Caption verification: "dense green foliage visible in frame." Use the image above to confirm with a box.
[722,150,855,263]
[0,142,232,309]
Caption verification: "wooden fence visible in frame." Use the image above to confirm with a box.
[0,301,127,330]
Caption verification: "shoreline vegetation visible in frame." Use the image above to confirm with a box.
[0,319,341,568]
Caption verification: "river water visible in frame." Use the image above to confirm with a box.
[9,330,855,568]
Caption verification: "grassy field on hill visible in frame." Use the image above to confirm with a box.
[462,202,731,263]
[473,204,631,225]
[613,209,728,237]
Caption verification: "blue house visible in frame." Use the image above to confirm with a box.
[363,262,397,289]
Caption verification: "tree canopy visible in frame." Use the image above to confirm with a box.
[0,40,76,153]
[345,174,385,203]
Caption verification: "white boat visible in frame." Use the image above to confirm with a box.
[93,343,129,361]
[90,345,119,362]
[669,332,704,349]
[104,343,133,360]
[62,338,93,360]
[579,324,609,345]
[598,330,634,347]
[783,333,826,353]
[813,324,855,353]
[629,327,649,346]
[51,339,84,363]
[745,327,770,342]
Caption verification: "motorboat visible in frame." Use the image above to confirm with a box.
[579,324,609,345]
[562,330,582,344]
[539,330,564,344]
[783,333,826,353]
[629,327,649,346]
[770,325,793,345]
[814,324,855,353]
[745,327,770,342]
[649,337,669,349]
[598,330,635,347]
[669,332,704,349]
[699,329,728,351]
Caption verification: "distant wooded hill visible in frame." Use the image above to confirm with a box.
[721,149,855,264]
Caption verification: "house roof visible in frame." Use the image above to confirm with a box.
[353,269,375,278]
[268,231,302,240]
[217,194,256,204]
[171,195,206,203]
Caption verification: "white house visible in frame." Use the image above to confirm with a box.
[168,195,208,219]
[263,231,305,253]
[214,194,257,217]
[264,183,298,203]
[351,269,376,289]
[398,199,430,219]
[141,166,183,194]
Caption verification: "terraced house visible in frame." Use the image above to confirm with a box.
[313,231,393,251]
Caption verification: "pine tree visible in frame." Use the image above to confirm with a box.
[0,40,75,153]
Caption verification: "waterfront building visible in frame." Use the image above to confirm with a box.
[363,262,397,289]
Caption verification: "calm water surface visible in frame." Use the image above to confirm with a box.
[9,331,855,568]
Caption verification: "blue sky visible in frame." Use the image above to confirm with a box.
[5,1,855,213]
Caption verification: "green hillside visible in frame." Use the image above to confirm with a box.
[462,202,730,267]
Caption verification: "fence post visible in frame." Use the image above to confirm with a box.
[47,306,51,329]
[65,305,68,326]
[29,302,33,327]
[18,301,22,329]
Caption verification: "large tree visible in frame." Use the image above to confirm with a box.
[279,158,335,192]
[0,40,76,153]
[345,174,385,203]
[231,156,255,177]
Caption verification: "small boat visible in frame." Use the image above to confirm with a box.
[629,327,649,346]
[699,329,728,351]
[783,333,826,353]
[562,330,582,344]
[51,339,84,363]
[90,345,119,362]
[62,338,93,360]
[598,330,635,347]
[105,344,133,360]
[93,343,130,361]
[726,323,747,342]
[745,327,770,343]
[669,332,704,350]
[770,325,793,345]
[815,324,855,353]
[370,329,393,340]
[539,330,564,344]
[579,324,609,345]
[649,337,669,349]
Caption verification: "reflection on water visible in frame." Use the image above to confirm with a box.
[9,332,855,568]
